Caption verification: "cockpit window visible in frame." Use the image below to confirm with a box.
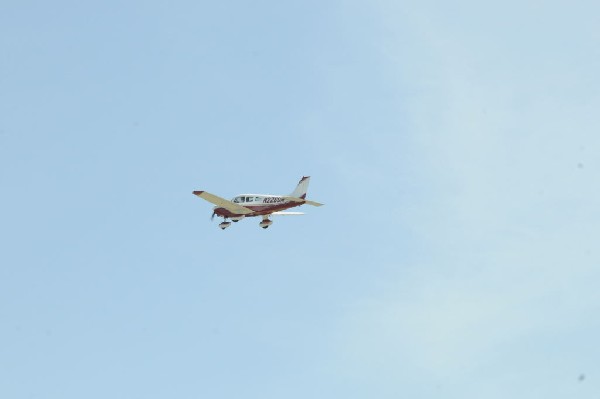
[233,196,257,203]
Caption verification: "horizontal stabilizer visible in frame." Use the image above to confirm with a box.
[305,200,323,207]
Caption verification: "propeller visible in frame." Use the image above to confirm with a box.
[211,211,216,221]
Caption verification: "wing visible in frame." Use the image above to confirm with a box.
[192,191,254,215]
[304,200,324,207]
[282,196,324,207]
[271,211,305,216]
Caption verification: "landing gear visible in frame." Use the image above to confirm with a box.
[259,216,273,229]
[219,219,231,230]
[217,215,272,229]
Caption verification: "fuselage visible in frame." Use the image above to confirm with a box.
[213,194,302,218]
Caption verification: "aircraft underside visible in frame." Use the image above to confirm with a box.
[214,203,301,229]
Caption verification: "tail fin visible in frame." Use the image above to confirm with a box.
[290,176,310,199]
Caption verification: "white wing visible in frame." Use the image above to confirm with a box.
[193,191,254,215]
[271,211,305,216]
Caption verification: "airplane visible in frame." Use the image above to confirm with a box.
[193,176,323,229]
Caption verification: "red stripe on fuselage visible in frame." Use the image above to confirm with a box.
[214,202,302,218]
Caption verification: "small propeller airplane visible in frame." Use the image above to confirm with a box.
[193,176,323,229]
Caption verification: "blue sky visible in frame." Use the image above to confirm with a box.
[1,1,599,398]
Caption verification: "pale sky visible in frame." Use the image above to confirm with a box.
[1,1,599,398]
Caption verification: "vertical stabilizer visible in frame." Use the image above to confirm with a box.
[290,176,310,199]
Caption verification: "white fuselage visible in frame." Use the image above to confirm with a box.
[214,194,301,218]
